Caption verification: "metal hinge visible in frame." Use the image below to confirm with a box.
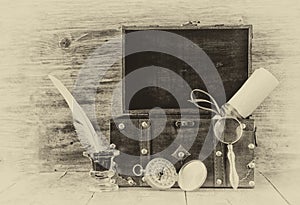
[175,120,195,128]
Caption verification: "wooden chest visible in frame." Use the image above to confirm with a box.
[110,25,256,188]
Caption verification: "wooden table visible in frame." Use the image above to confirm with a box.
[0,171,294,205]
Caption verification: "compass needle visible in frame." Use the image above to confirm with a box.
[144,158,177,190]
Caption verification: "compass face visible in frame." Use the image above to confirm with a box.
[144,158,178,190]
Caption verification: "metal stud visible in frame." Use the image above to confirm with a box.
[118,123,125,130]
[248,143,255,150]
[141,121,149,128]
[110,143,116,149]
[177,151,185,158]
[248,162,255,169]
[127,177,135,186]
[141,148,148,155]
[171,145,191,161]
[216,151,222,157]
[242,123,246,129]
[216,179,223,185]
[249,181,255,187]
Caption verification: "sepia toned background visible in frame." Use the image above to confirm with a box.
[0,0,299,204]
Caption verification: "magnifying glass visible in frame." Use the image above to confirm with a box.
[189,89,246,189]
[213,116,244,189]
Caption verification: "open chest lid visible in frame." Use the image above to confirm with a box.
[122,25,252,114]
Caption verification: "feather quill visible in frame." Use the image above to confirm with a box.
[49,75,107,154]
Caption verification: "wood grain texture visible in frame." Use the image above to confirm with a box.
[0,172,186,205]
[0,0,300,203]
[186,172,290,205]
[0,171,292,205]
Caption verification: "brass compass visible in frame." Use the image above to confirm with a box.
[133,158,178,190]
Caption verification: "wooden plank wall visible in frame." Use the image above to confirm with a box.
[0,0,299,200]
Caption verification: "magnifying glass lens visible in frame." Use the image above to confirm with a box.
[214,118,242,144]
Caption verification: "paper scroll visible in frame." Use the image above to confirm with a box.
[227,68,279,118]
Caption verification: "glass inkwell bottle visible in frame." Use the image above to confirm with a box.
[83,144,120,192]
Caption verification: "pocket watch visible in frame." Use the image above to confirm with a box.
[178,160,207,191]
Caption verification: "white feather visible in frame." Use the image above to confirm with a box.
[49,75,107,154]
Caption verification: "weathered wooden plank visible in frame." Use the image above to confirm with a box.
[259,170,300,205]
[0,172,101,205]
[90,188,186,205]
[0,172,64,204]
[28,172,95,205]
[0,171,186,205]
[0,171,295,205]
[186,172,291,205]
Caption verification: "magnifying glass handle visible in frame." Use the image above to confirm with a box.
[227,144,239,190]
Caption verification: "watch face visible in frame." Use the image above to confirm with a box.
[178,160,207,191]
[144,158,178,190]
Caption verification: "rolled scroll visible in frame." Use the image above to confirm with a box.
[227,68,279,118]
